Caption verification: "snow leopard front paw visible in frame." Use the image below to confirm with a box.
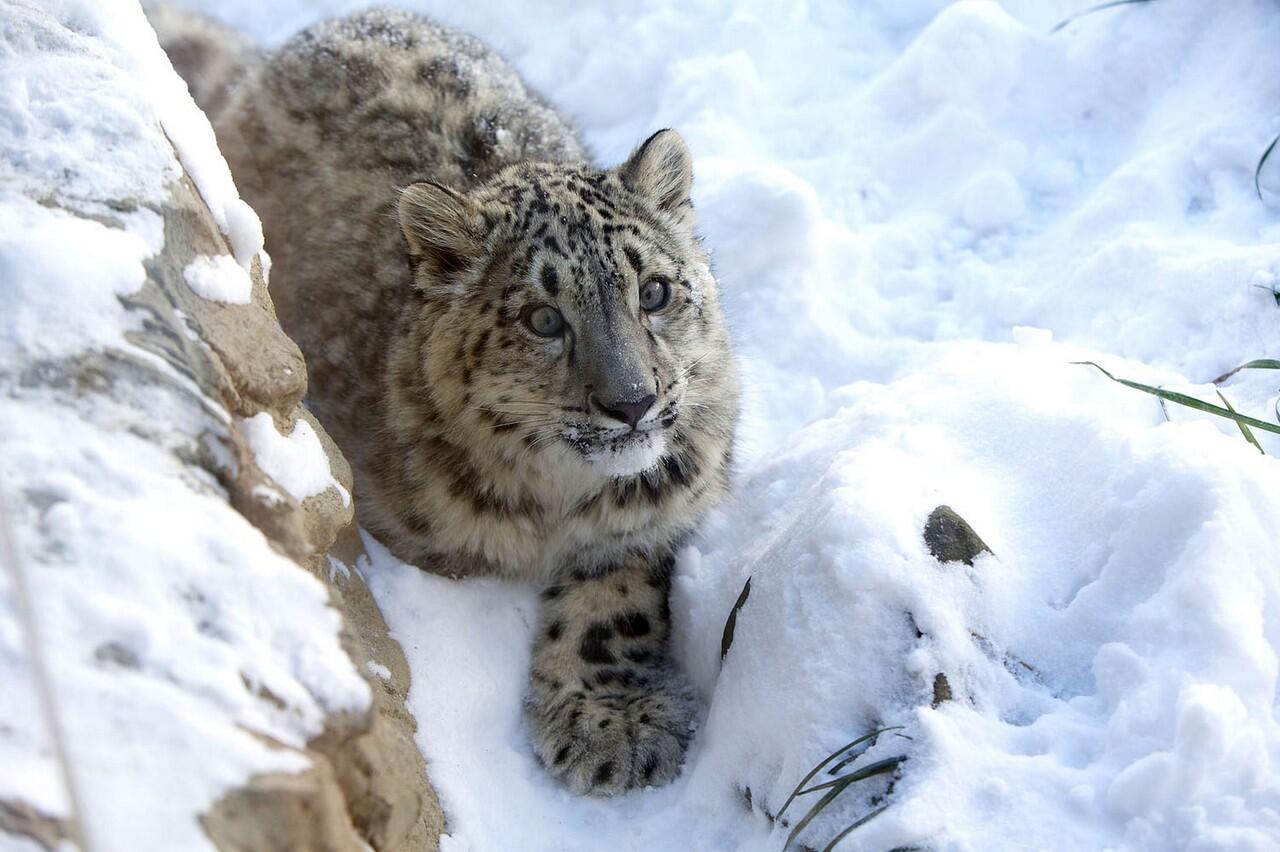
[527,671,698,796]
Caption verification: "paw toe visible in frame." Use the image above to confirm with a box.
[530,680,696,795]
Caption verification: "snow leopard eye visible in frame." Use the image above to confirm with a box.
[523,304,565,337]
[639,277,670,312]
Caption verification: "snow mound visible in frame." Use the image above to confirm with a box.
[183,253,253,304]
[241,412,352,507]
[683,344,1280,850]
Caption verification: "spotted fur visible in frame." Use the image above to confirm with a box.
[158,6,739,795]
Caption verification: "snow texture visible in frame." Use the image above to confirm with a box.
[183,253,254,304]
[349,1,1280,848]
[0,2,367,849]
[240,412,352,507]
[6,0,1280,849]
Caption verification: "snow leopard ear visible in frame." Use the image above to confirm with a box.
[398,182,483,281]
[619,129,694,227]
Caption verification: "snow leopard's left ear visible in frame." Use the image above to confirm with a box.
[619,129,693,229]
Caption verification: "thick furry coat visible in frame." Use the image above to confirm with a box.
[157,6,739,795]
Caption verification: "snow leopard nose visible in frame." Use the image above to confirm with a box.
[592,393,656,429]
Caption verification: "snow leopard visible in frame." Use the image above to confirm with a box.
[155,6,739,796]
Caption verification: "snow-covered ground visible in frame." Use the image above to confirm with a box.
[181,0,1280,849]
[9,0,1280,849]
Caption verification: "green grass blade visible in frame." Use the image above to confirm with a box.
[797,756,908,795]
[1257,133,1280,199]
[784,783,847,850]
[784,758,907,850]
[1216,390,1264,454]
[829,731,912,775]
[1074,361,1280,435]
[775,728,900,820]
[821,805,891,852]
[1050,0,1156,34]
[1212,359,1280,384]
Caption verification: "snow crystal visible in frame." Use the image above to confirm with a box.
[183,253,253,304]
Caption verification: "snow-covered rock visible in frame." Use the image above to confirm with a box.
[0,2,441,849]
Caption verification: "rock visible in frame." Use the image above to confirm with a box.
[109,174,443,849]
[923,505,992,566]
[152,152,444,852]
[0,7,443,846]
[0,800,78,851]
[921,506,991,710]
[202,766,365,852]
[931,673,953,708]
[317,526,446,850]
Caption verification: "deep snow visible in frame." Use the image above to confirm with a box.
[7,0,1280,849]
[186,0,1280,849]
[273,1,1280,848]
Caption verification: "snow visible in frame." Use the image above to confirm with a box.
[0,1,367,849]
[680,346,1280,850]
[337,0,1280,848]
[0,0,263,268]
[240,412,352,507]
[7,0,1280,849]
[0,200,153,362]
[182,253,253,304]
[959,170,1027,232]
[1,404,369,849]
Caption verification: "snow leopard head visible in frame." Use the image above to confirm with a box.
[396,129,738,482]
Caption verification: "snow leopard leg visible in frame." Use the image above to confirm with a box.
[525,550,698,796]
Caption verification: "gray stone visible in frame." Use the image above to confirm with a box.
[923,505,992,567]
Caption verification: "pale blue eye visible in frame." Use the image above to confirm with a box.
[524,305,565,337]
[640,278,670,312]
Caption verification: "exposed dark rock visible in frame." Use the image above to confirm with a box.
[923,505,992,566]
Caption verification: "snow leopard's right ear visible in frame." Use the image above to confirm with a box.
[398,182,484,283]
[619,129,694,230]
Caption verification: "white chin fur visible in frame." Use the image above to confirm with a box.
[586,431,667,478]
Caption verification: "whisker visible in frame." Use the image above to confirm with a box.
[477,417,561,431]
[517,428,562,465]
[482,408,561,418]
[489,399,577,409]
[676,354,713,380]
[488,403,558,410]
